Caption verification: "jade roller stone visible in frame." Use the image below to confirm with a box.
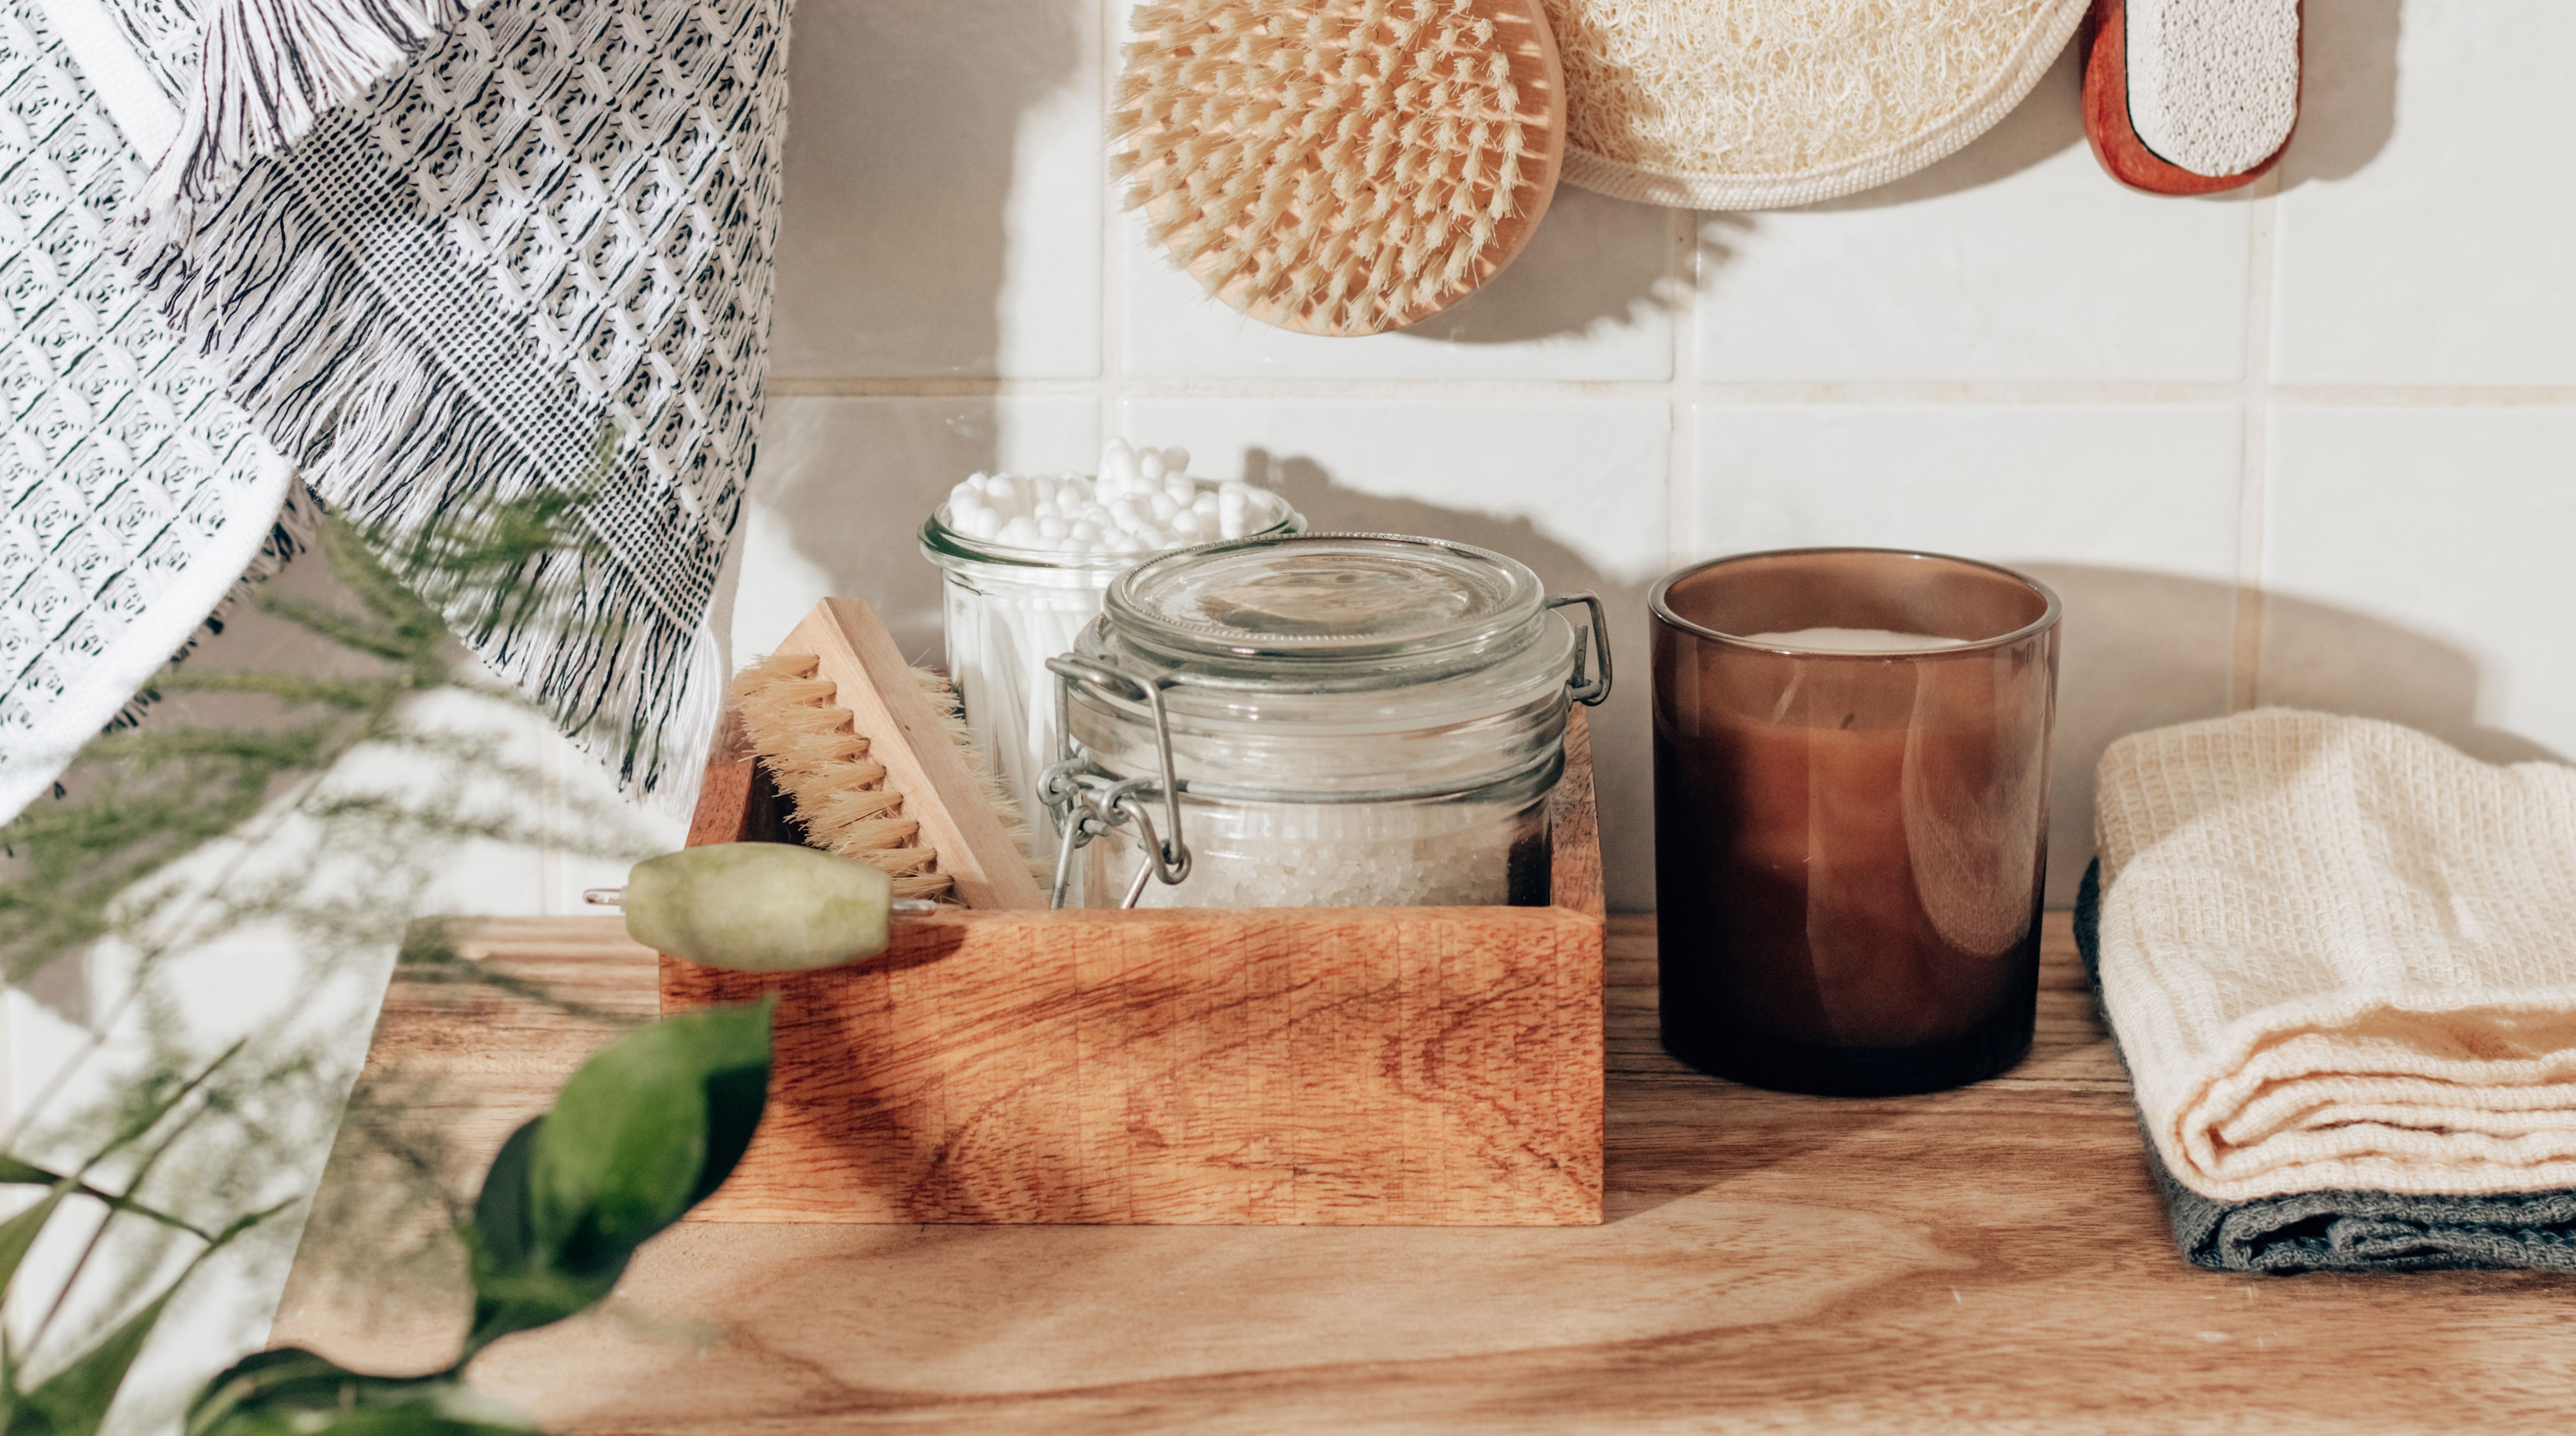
[624,842,894,972]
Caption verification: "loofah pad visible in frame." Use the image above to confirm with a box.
[1545,0,2089,210]
[1113,0,1566,336]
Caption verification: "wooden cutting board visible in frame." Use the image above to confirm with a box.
[272,914,2576,1433]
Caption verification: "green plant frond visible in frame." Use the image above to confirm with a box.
[0,1158,212,1243]
[141,670,412,713]
[13,1283,181,1436]
[89,1040,248,1172]
[249,591,438,669]
[11,1197,297,1436]
[201,1198,298,1251]
[74,724,357,771]
[3,424,676,1431]
[359,428,630,658]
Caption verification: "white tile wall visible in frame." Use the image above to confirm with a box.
[1117,398,1670,575]
[2271,2,2576,385]
[766,0,1101,378]
[1696,51,2253,384]
[2260,407,2576,765]
[730,0,2576,911]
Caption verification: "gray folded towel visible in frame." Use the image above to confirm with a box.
[2079,862,2576,1274]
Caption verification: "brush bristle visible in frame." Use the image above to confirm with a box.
[1112,0,1539,335]
[731,653,1040,904]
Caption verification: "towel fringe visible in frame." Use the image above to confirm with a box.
[115,154,716,801]
[134,0,479,209]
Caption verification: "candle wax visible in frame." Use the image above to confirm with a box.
[1734,627,1967,653]
[1655,647,2046,1093]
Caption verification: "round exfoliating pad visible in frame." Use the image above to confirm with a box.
[1545,0,2089,210]
[1112,0,1567,337]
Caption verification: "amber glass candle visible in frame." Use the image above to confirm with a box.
[1650,548,2061,1095]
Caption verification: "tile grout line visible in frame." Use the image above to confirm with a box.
[769,373,2576,406]
[1098,0,1123,449]
[1667,207,1696,570]
[2231,170,2282,712]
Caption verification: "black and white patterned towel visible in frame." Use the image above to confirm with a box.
[1,0,787,814]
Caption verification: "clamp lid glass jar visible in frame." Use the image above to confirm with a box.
[1045,534,1610,909]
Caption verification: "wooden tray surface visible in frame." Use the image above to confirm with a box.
[270,910,2575,1434]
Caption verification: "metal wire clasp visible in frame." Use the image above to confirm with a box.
[1037,655,1192,909]
[1547,592,1614,706]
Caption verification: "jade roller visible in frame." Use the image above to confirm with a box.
[586,842,937,973]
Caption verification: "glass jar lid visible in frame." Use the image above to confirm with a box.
[1103,534,1548,680]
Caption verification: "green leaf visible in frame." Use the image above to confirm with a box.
[186,1350,537,1436]
[458,1121,615,1346]
[0,1158,209,1241]
[461,1003,770,1355]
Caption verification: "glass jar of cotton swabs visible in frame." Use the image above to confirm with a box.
[920,441,1305,842]
[1041,533,1611,909]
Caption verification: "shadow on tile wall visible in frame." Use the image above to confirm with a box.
[1817,44,2094,211]
[764,0,1083,377]
[2022,563,2554,908]
[735,398,1098,665]
[1396,189,1683,345]
[2285,0,2402,187]
[2257,591,2563,768]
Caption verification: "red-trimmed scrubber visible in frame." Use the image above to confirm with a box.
[2084,0,2301,194]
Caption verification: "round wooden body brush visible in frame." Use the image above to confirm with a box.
[1112,0,1567,337]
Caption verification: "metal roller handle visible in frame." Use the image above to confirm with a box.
[582,889,940,915]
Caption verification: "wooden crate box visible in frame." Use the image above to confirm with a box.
[660,711,1605,1226]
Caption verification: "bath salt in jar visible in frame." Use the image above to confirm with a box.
[1045,534,1610,909]
[920,441,1304,838]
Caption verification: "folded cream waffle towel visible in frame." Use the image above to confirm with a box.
[2082,864,2576,1274]
[2094,709,2576,1203]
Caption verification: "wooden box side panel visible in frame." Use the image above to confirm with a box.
[665,906,1601,1225]
[1548,706,1604,919]
[661,705,1603,1226]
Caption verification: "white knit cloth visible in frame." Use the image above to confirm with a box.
[0,0,305,821]
[2096,710,2576,1201]
[1545,0,2088,210]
